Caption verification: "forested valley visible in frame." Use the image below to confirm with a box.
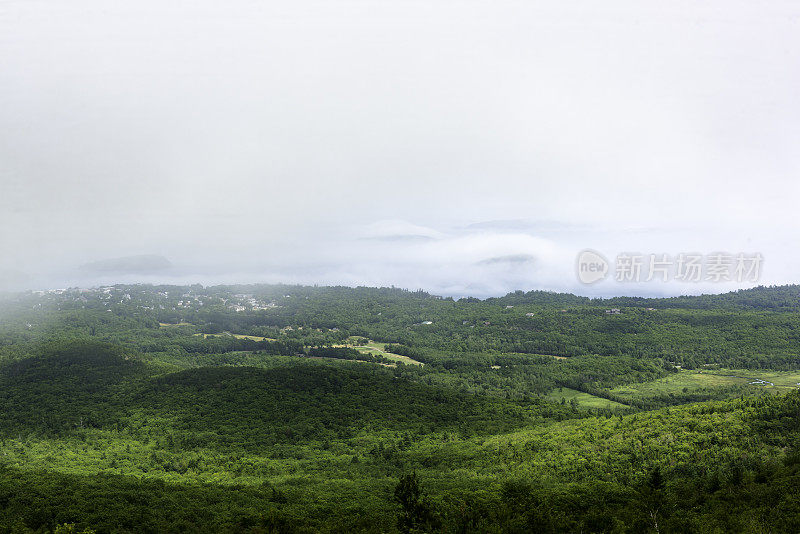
[0,284,799,532]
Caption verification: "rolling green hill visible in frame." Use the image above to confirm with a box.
[1,285,800,532]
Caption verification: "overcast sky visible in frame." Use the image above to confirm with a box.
[1,0,799,296]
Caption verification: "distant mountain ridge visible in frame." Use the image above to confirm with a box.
[490,284,800,311]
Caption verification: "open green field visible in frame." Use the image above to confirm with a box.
[607,368,800,406]
[703,368,800,389]
[609,370,750,400]
[340,339,424,366]
[545,387,628,410]
[355,343,424,366]
[505,352,567,360]
[195,332,276,341]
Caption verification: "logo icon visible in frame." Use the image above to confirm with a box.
[576,249,609,284]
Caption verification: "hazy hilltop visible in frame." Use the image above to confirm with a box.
[491,284,800,311]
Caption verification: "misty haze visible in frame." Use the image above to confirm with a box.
[2,1,799,296]
[1,1,800,533]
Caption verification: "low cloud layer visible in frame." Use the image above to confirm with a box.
[3,217,792,299]
[1,1,798,296]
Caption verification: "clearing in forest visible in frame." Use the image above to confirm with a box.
[337,338,424,366]
[194,332,277,342]
[545,387,627,410]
